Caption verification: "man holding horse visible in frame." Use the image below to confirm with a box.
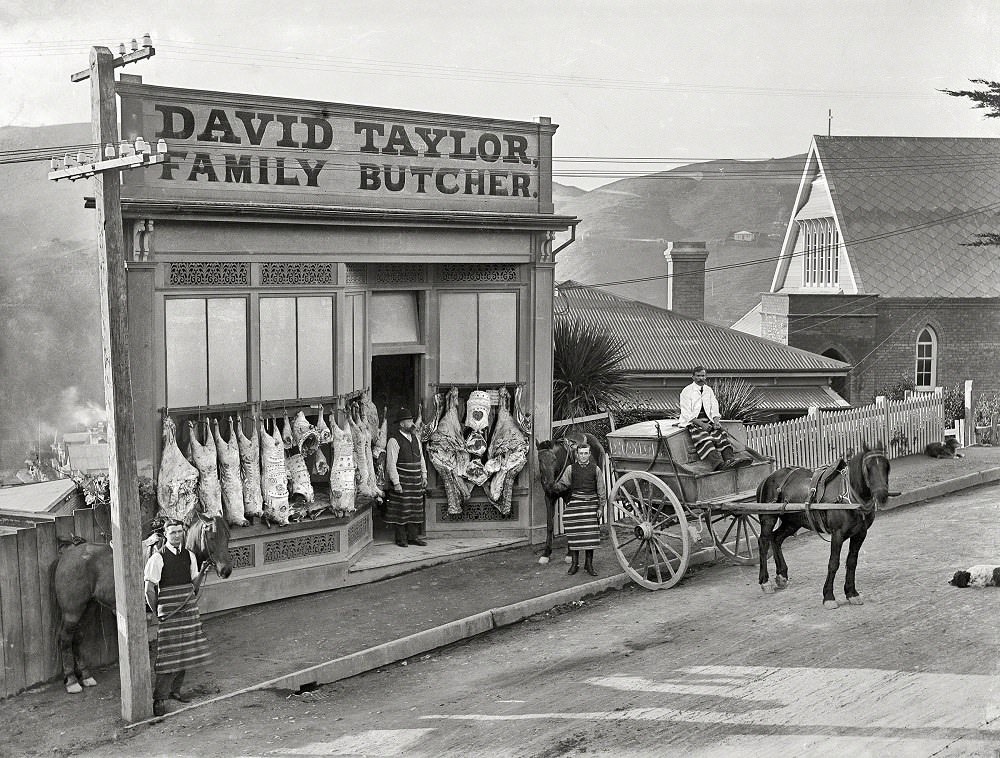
[144,518,212,717]
[678,366,749,470]
[552,443,608,577]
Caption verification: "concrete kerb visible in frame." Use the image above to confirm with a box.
[127,467,1000,728]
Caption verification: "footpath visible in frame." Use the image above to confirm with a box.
[2,446,1000,754]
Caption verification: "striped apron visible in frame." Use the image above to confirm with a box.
[384,431,425,526]
[687,420,733,461]
[563,462,601,550]
[155,584,211,674]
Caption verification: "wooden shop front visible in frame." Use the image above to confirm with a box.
[114,80,576,611]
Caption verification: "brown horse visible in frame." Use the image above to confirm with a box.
[54,513,233,693]
[755,443,891,608]
[536,432,607,564]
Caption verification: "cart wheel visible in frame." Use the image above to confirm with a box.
[608,471,691,590]
[704,508,761,565]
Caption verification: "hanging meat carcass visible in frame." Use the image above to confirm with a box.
[156,416,200,525]
[427,387,472,515]
[280,413,294,449]
[234,415,264,520]
[483,386,529,516]
[329,409,357,516]
[372,406,388,493]
[362,388,380,441]
[187,420,224,519]
[315,406,333,445]
[213,417,249,526]
[292,411,319,457]
[259,419,291,526]
[347,403,379,505]
[513,385,534,436]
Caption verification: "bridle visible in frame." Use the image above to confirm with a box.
[851,450,890,515]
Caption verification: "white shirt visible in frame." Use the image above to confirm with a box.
[677,381,721,426]
[143,542,198,585]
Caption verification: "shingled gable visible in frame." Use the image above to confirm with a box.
[772,135,1000,297]
[555,281,849,374]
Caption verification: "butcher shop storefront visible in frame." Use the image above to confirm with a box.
[115,81,576,612]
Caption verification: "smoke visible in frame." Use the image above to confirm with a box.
[57,386,107,430]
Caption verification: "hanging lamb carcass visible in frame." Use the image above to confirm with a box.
[187,419,223,519]
[234,415,264,521]
[213,417,249,526]
[427,387,472,515]
[483,386,530,516]
[259,419,291,526]
[156,416,200,525]
[329,409,357,516]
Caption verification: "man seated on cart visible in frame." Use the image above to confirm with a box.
[677,366,752,471]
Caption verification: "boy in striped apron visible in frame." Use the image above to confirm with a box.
[553,444,608,577]
[144,518,211,717]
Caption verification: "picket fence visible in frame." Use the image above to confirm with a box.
[745,391,946,470]
[0,506,117,699]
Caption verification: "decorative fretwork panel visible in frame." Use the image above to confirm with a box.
[260,262,336,286]
[438,500,518,521]
[437,264,520,283]
[372,263,427,285]
[229,544,255,570]
[263,532,341,563]
[348,514,371,547]
[344,263,367,286]
[167,261,250,286]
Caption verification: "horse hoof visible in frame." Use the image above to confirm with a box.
[847,595,865,606]
[823,600,839,610]
[538,556,550,565]
[82,676,97,687]
[774,576,788,589]
[66,681,83,694]
[760,582,775,594]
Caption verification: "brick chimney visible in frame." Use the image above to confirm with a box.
[664,241,708,320]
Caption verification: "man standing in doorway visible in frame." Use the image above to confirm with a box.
[144,518,211,717]
[678,366,746,470]
[385,407,428,547]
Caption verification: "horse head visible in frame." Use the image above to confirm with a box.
[187,513,233,578]
[851,442,891,511]
[535,440,563,498]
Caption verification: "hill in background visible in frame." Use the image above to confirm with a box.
[552,155,805,325]
[0,122,802,474]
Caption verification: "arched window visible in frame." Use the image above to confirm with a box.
[914,327,937,390]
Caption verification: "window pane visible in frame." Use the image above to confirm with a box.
[297,297,335,398]
[439,293,478,383]
[371,292,420,343]
[260,297,297,400]
[207,298,247,404]
[478,292,517,383]
[165,299,207,408]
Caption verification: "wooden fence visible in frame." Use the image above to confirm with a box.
[0,507,117,699]
[745,390,946,470]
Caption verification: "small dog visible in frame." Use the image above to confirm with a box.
[949,565,1000,587]
[925,438,964,458]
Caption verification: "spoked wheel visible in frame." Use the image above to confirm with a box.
[608,471,691,590]
[704,508,761,565]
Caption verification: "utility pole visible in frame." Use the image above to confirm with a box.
[49,37,162,723]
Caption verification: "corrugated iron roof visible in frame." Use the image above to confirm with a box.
[814,136,1000,297]
[631,385,849,412]
[555,283,850,373]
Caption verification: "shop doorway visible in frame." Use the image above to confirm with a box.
[370,354,422,544]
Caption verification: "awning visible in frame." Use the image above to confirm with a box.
[631,385,849,413]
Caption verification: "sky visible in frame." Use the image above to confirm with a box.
[1,0,999,190]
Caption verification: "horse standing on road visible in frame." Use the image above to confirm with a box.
[754,443,891,608]
[535,432,607,564]
[53,513,233,694]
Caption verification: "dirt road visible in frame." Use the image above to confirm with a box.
[34,484,996,757]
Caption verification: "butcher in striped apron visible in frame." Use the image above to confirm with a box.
[553,444,608,577]
[385,407,428,547]
[143,519,211,717]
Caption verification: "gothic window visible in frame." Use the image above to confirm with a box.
[799,218,839,287]
[914,327,937,389]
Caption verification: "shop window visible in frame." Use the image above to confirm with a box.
[165,297,248,407]
[370,292,421,343]
[914,327,937,389]
[439,292,517,383]
[260,296,335,400]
